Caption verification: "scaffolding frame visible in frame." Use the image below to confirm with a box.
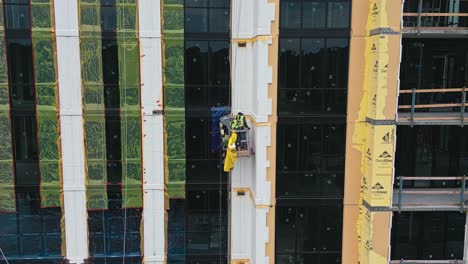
[403,0,468,35]
[394,175,468,212]
[398,87,467,126]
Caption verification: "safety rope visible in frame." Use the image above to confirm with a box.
[0,247,10,264]
[121,0,128,262]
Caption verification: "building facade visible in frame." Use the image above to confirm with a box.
[0,0,467,264]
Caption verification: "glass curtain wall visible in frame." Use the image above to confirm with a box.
[276,1,350,263]
[79,0,143,263]
[0,0,64,262]
[166,0,230,263]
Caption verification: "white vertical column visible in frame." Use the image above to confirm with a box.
[464,213,468,262]
[230,0,275,263]
[54,1,88,263]
[138,1,166,263]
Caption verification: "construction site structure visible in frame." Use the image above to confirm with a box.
[0,0,468,264]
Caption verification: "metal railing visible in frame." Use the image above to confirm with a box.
[398,88,466,126]
[396,175,467,212]
[403,0,468,31]
[390,260,465,264]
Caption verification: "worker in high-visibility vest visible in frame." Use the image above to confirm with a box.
[230,112,249,151]
[223,131,237,172]
[231,112,250,130]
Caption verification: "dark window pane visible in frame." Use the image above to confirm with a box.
[4,4,30,30]
[296,207,319,252]
[276,207,296,253]
[7,38,34,87]
[302,38,324,89]
[391,212,465,260]
[325,89,347,113]
[303,2,326,28]
[13,116,39,162]
[186,116,209,159]
[100,5,117,31]
[186,41,209,85]
[21,236,43,255]
[298,124,321,171]
[297,254,320,264]
[209,8,229,33]
[186,0,208,7]
[44,235,62,255]
[279,38,300,89]
[280,0,301,28]
[277,124,298,171]
[210,0,229,8]
[395,126,468,188]
[276,254,296,264]
[319,207,342,251]
[209,41,230,85]
[326,38,349,89]
[0,236,19,256]
[279,89,323,115]
[186,86,207,108]
[327,2,350,28]
[185,8,208,33]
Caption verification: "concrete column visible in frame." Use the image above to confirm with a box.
[464,213,468,262]
[138,1,166,263]
[230,0,276,263]
[54,1,88,263]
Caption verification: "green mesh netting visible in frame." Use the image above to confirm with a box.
[118,1,142,208]
[0,3,15,212]
[80,2,108,209]
[84,115,108,209]
[163,1,185,198]
[0,112,15,212]
[31,0,62,208]
[30,2,66,254]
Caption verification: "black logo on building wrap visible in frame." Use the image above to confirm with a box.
[366,148,372,161]
[372,94,377,106]
[379,151,391,158]
[372,3,379,16]
[381,63,388,73]
[382,132,390,143]
[365,210,371,222]
[376,151,393,163]
[365,240,374,251]
[372,182,384,190]
[361,177,368,191]
[371,182,387,194]
[373,60,379,72]
[371,43,377,51]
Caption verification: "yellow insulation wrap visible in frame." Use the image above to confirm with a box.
[367,0,389,32]
[363,124,395,207]
[357,0,401,263]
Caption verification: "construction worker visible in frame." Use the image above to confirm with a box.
[231,112,250,130]
[223,131,237,172]
[231,112,249,151]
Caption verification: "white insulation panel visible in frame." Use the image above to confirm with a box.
[232,40,273,123]
[231,126,271,205]
[231,192,270,264]
[231,0,275,39]
[139,1,166,263]
[230,1,274,262]
[54,0,88,263]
